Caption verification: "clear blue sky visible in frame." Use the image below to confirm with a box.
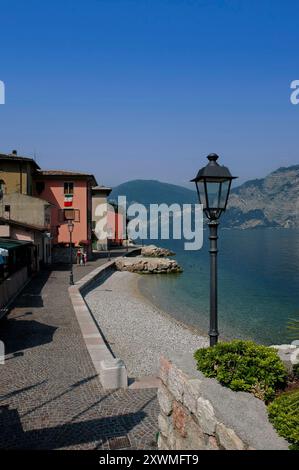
[0,0,298,188]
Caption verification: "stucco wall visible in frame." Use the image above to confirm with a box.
[0,160,33,195]
[0,193,50,228]
[34,179,88,245]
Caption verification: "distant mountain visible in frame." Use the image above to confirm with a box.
[110,166,299,229]
[110,179,197,207]
[224,165,299,228]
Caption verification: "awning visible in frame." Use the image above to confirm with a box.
[0,238,33,250]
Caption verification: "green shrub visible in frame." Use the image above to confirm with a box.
[268,389,299,449]
[194,340,287,401]
[293,363,299,379]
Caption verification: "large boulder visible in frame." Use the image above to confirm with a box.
[115,256,183,274]
[141,245,175,258]
[270,343,299,375]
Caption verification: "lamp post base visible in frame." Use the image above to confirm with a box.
[209,331,218,347]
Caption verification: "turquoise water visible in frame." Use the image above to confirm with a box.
[139,229,299,345]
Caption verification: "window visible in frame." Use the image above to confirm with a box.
[35,181,45,195]
[64,182,74,195]
[4,205,10,212]
[0,180,5,194]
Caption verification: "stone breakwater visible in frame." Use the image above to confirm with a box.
[141,245,175,257]
[115,256,183,274]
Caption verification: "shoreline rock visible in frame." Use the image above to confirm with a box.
[141,244,175,258]
[115,256,183,274]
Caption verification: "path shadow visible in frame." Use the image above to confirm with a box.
[4,269,52,310]
[0,319,57,355]
[0,406,148,449]
[0,381,47,402]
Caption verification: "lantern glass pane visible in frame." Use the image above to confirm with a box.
[206,182,222,209]
[219,180,230,209]
[196,182,207,209]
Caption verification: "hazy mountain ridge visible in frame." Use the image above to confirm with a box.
[110,179,197,207]
[225,165,299,228]
[110,165,299,228]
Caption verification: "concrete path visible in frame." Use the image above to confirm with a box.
[0,254,158,449]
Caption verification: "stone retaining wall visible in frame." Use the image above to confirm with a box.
[157,353,289,450]
[69,259,128,389]
[0,267,29,314]
[68,249,141,390]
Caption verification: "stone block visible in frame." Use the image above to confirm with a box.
[168,364,187,402]
[160,356,171,385]
[157,384,173,416]
[173,401,188,437]
[183,379,203,416]
[271,344,299,374]
[99,358,128,389]
[291,348,299,366]
[185,415,206,450]
[216,423,245,450]
[196,397,216,435]
[206,435,220,450]
[158,413,171,438]
[157,433,169,450]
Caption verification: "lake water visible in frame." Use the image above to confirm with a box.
[139,229,299,345]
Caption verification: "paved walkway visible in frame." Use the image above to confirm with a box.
[0,253,158,449]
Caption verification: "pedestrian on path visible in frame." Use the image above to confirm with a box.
[76,249,81,265]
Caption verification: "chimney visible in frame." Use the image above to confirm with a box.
[11,150,17,155]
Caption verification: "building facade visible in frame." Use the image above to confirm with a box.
[0,193,52,266]
[0,152,52,266]
[33,170,97,258]
[91,186,112,250]
[0,150,39,196]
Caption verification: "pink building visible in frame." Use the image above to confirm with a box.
[107,209,125,246]
[33,170,97,257]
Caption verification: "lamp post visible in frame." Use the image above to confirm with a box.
[107,227,113,261]
[191,154,237,346]
[68,220,74,285]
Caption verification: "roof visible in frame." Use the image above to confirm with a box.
[0,238,33,250]
[92,185,112,195]
[0,152,40,169]
[36,170,97,186]
[0,217,48,232]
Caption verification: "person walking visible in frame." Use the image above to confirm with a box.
[76,248,81,265]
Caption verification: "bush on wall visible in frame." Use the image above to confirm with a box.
[268,389,299,450]
[194,340,287,401]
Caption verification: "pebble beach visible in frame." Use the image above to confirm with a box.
[85,270,208,378]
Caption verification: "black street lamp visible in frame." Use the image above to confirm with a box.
[68,220,74,285]
[191,153,237,346]
[107,227,113,261]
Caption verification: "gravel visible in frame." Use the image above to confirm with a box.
[85,271,208,378]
